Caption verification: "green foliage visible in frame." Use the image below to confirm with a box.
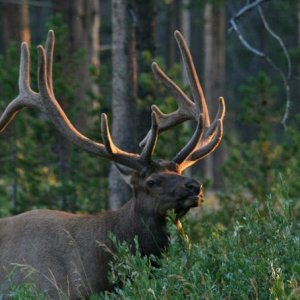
[238,72,280,127]
[220,72,300,220]
[93,187,299,299]
[7,282,46,300]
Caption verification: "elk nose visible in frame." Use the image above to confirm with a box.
[185,181,201,195]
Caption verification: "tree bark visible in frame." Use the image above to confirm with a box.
[298,0,300,105]
[109,0,138,209]
[53,0,100,130]
[166,0,182,67]
[180,0,192,177]
[203,2,226,189]
[53,0,100,210]
[0,0,31,53]
[19,2,31,45]
[134,0,157,142]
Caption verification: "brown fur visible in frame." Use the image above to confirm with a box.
[0,165,202,299]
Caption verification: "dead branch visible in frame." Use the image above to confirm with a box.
[229,0,292,129]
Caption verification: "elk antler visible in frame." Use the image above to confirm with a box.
[140,31,225,172]
[0,30,158,171]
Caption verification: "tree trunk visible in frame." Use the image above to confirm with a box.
[180,0,192,177]
[54,0,100,130]
[203,2,226,189]
[109,0,138,209]
[53,0,100,210]
[19,2,31,45]
[212,4,226,189]
[298,0,300,105]
[134,0,157,142]
[68,0,100,129]
[166,0,182,67]
[0,0,31,53]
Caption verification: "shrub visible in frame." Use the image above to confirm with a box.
[97,185,299,299]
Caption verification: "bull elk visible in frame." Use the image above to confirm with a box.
[0,30,225,299]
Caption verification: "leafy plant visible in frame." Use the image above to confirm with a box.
[96,182,299,299]
[219,72,299,220]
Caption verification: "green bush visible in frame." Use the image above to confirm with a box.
[95,184,299,299]
[220,72,300,224]
[6,282,47,300]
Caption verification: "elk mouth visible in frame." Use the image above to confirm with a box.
[182,195,203,208]
[174,194,203,219]
[176,187,204,210]
[179,194,203,209]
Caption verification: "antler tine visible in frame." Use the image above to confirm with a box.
[19,42,31,94]
[179,120,223,171]
[0,42,39,132]
[190,120,223,161]
[45,30,54,96]
[100,113,116,154]
[174,30,210,127]
[173,113,204,165]
[140,111,159,163]
[205,97,225,139]
[177,101,225,172]
[100,113,138,158]
[37,46,49,97]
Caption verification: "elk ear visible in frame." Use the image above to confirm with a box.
[114,164,135,187]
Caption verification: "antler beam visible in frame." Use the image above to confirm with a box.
[0,30,225,174]
[0,31,158,171]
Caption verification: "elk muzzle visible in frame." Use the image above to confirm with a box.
[177,179,203,209]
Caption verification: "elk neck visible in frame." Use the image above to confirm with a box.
[112,192,169,257]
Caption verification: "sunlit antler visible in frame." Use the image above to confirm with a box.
[0,30,225,174]
[141,30,225,172]
[0,30,158,171]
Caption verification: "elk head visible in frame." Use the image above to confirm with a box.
[0,30,225,218]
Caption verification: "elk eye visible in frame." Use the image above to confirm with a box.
[146,180,158,187]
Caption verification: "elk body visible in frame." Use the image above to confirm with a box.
[0,31,225,299]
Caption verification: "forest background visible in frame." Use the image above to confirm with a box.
[1,0,299,214]
[1,0,300,298]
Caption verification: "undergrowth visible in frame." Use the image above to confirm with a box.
[1,185,299,299]
[96,194,300,300]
